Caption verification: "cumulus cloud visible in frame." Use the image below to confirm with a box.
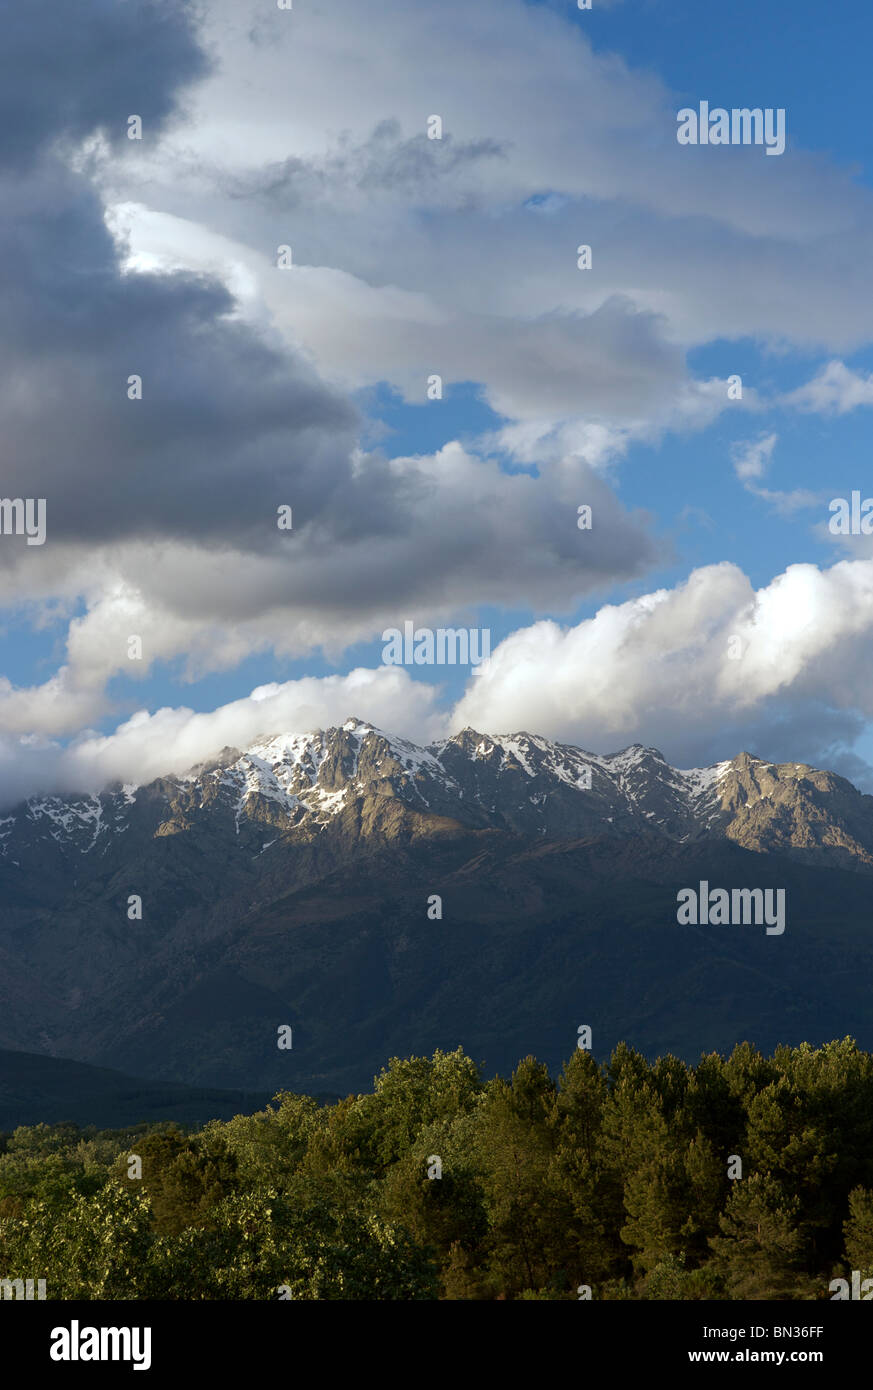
[0,438,657,730]
[9,541,873,801]
[0,0,207,173]
[0,143,366,555]
[10,556,873,803]
[450,558,873,776]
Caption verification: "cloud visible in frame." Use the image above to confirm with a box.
[95,0,873,440]
[0,438,658,730]
[0,165,361,552]
[9,556,873,802]
[783,360,873,415]
[103,201,699,454]
[450,558,873,775]
[731,434,821,515]
[0,0,666,709]
[749,486,823,518]
[0,0,208,173]
[732,433,778,483]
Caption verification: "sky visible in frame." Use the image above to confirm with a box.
[3,0,873,800]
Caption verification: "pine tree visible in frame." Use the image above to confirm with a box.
[843,1187,873,1277]
[710,1172,809,1299]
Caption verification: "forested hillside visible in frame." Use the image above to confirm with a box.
[2,1039,872,1300]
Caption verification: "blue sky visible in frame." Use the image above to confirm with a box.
[579,0,873,170]
[3,0,873,797]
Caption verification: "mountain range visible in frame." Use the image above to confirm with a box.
[1,717,872,1104]
[0,1048,271,1131]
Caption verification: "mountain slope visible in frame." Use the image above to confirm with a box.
[0,1048,272,1130]
[1,718,872,1094]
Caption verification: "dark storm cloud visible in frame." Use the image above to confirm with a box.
[0,0,383,555]
[0,163,370,549]
[0,0,209,171]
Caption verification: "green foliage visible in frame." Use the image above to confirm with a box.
[143,1188,439,1300]
[710,1173,809,1299]
[643,1251,724,1300]
[116,1126,238,1236]
[201,1092,319,1188]
[843,1187,873,1277]
[2,1039,871,1299]
[347,1048,483,1170]
[0,1180,153,1299]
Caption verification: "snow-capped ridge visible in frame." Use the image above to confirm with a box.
[2,720,861,865]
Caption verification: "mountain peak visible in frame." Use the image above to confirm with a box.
[341,716,374,733]
[607,742,668,765]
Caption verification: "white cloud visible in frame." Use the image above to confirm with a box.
[450,558,873,770]
[731,434,822,515]
[783,360,873,415]
[0,440,658,736]
[9,557,873,799]
[732,433,778,482]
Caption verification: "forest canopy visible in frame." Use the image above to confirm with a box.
[2,1039,872,1300]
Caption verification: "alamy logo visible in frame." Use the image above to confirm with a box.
[830,1272,873,1300]
[0,1277,46,1299]
[677,881,786,935]
[0,497,46,545]
[828,493,873,534]
[382,622,491,668]
[677,102,786,156]
[50,1321,151,1371]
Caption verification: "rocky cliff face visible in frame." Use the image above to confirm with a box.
[713,751,873,870]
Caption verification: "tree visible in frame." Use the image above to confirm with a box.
[473,1058,575,1296]
[350,1049,482,1171]
[144,1187,439,1300]
[119,1127,237,1235]
[843,1187,873,1277]
[0,1181,153,1299]
[709,1173,809,1299]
